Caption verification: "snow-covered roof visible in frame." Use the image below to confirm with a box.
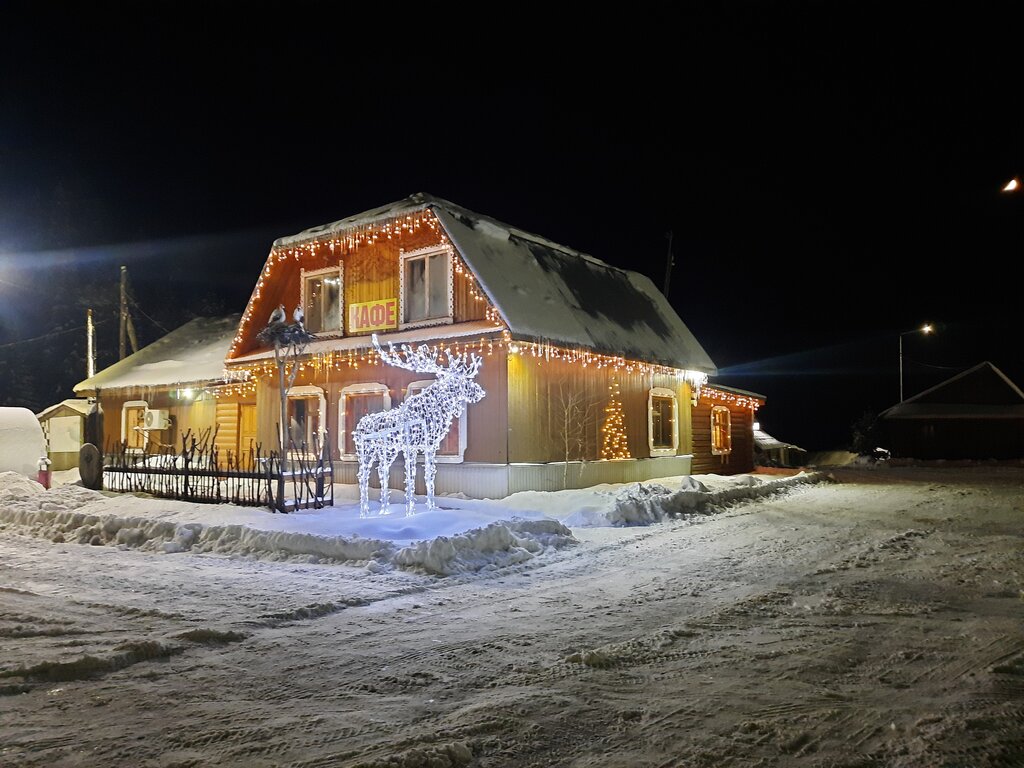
[753,428,804,452]
[36,399,91,421]
[881,361,1024,420]
[274,193,717,374]
[74,316,240,394]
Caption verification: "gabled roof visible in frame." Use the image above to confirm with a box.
[36,399,91,420]
[74,316,240,394]
[270,193,717,374]
[881,361,1024,419]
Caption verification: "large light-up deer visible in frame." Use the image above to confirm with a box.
[354,334,485,517]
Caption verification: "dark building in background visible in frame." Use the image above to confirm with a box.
[880,362,1024,460]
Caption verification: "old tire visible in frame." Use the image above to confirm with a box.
[79,443,103,490]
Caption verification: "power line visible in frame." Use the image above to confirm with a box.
[0,318,112,351]
[128,296,170,333]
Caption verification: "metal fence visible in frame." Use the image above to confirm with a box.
[103,427,333,512]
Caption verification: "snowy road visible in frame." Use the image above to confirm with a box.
[2,466,1022,767]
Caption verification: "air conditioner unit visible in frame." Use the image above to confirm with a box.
[144,409,170,430]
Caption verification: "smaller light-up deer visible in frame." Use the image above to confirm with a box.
[353,334,485,517]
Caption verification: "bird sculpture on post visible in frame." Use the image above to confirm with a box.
[353,334,485,517]
[256,302,315,512]
[268,303,287,326]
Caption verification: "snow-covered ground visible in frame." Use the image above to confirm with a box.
[1,465,1022,767]
[0,470,822,575]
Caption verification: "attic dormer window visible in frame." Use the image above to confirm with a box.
[400,246,453,328]
[301,265,344,334]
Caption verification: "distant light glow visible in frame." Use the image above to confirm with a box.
[922,324,933,334]
[1002,177,1019,192]
[753,421,760,431]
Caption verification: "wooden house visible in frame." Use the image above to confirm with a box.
[691,384,766,474]
[73,316,248,459]
[880,361,1024,460]
[224,193,762,497]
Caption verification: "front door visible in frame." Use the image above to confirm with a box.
[124,405,147,450]
[239,403,257,457]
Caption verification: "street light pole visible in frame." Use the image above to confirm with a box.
[899,323,933,402]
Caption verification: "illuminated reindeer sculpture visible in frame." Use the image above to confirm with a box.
[354,334,485,517]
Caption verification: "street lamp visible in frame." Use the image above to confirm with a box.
[899,323,933,402]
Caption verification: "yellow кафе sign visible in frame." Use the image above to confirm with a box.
[348,298,399,333]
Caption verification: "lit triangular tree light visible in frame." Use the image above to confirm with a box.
[600,379,631,460]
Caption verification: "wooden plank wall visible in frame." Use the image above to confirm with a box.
[233,226,489,357]
[214,401,239,458]
[506,355,693,464]
[255,351,507,463]
[95,389,221,452]
[691,400,755,474]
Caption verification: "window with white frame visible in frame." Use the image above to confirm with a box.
[339,383,391,459]
[406,380,467,462]
[711,406,732,456]
[121,400,148,451]
[302,265,344,333]
[648,387,679,456]
[285,386,326,451]
[400,246,452,327]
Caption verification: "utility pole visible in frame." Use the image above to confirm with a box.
[662,230,675,297]
[119,265,139,360]
[86,309,96,378]
[119,266,127,360]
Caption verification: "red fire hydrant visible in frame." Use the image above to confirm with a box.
[37,457,52,490]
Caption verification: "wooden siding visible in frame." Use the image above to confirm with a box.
[691,400,756,474]
[94,390,224,452]
[255,352,508,463]
[214,401,239,459]
[233,227,490,358]
[506,355,693,463]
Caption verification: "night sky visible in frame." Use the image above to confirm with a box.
[1,3,1020,450]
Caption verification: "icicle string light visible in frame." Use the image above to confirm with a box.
[699,386,763,411]
[225,332,710,386]
[230,208,506,360]
[230,210,452,359]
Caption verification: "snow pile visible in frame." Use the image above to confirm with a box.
[546,471,825,528]
[0,407,47,476]
[0,470,822,575]
[394,519,573,576]
[0,472,573,576]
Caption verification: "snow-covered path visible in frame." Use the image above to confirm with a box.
[2,466,1022,767]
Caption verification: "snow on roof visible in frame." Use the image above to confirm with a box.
[753,428,804,452]
[74,316,240,394]
[880,361,1024,419]
[36,399,91,421]
[273,193,716,373]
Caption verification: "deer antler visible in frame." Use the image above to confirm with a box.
[371,333,444,374]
